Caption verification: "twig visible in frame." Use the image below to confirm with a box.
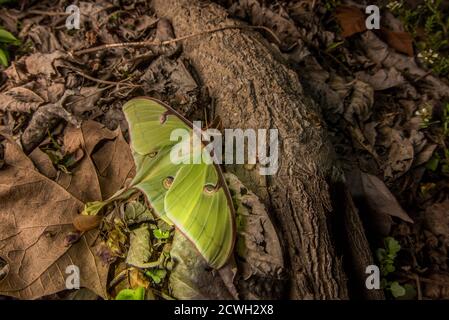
[412,70,433,83]
[414,274,422,300]
[72,25,281,56]
[64,85,114,108]
[27,10,70,16]
[400,272,449,287]
[61,65,141,87]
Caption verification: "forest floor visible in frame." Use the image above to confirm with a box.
[0,0,449,300]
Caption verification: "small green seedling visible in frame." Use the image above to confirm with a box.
[115,287,145,300]
[0,28,20,66]
[376,237,414,298]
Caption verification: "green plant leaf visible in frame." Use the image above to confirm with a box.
[385,264,395,274]
[385,237,401,256]
[115,287,145,300]
[82,201,107,216]
[153,228,170,240]
[0,28,19,45]
[0,47,8,66]
[426,156,440,171]
[145,268,167,284]
[397,283,417,300]
[390,281,406,298]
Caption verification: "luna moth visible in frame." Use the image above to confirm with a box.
[81,97,235,269]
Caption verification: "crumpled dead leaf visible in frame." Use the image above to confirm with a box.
[0,86,45,113]
[28,147,57,180]
[356,67,405,91]
[123,201,154,225]
[349,169,413,236]
[424,201,449,238]
[377,127,414,179]
[65,86,103,116]
[0,136,108,299]
[379,30,414,57]
[58,120,134,201]
[126,225,152,269]
[21,91,80,154]
[25,26,63,54]
[335,6,367,38]
[24,51,66,77]
[169,231,234,300]
[344,80,374,125]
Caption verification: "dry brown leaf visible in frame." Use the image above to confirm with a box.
[56,147,103,203]
[0,86,45,113]
[335,6,367,38]
[91,128,135,199]
[424,201,449,238]
[24,51,66,77]
[0,137,108,299]
[63,121,116,155]
[360,171,413,224]
[0,120,134,299]
[349,170,413,237]
[28,147,57,180]
[378,127,414,179]
[58,122,117,203]
[3,62,28,85]
[60,121,134,201]
[344,80,374,125]
[380,30,414,57]
[413,143,437,167]
[356,67,406,91]
[26,26,63,53]
[65,87,103,116]
[20,93,80,154]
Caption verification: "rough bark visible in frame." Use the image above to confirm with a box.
[330,181,385,300]
[152,0,349,299]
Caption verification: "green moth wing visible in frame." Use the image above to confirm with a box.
[123,98,190,156]
[165,163,234,268]
[122,97,235,269]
